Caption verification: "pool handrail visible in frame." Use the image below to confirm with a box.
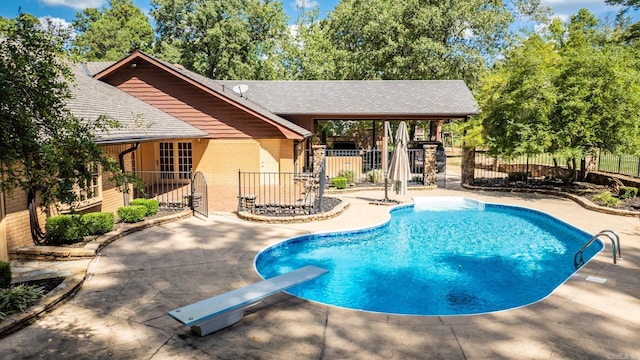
[574,230,621,269]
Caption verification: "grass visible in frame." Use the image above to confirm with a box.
[597,153,640,177]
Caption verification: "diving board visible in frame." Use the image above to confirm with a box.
[169,265,328,336]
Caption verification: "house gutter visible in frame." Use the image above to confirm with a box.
[118,142,140,206]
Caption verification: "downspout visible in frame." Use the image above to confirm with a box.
[119,142,140,206]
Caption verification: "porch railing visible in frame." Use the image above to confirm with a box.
[129,170,192,210]
[303,149,427,185]
[238,166,326,216]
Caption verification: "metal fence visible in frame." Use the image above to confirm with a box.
[597,151,640,178]
[237,166,326,216]
[472,151,569,186]
[129,170,192,210]
[319,149,428,185]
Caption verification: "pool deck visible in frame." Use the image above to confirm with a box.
[1,184,639,359]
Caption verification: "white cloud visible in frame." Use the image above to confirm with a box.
[40,0,104,10]
[39,16,76,39]
[541,0,621,22]
[295,0,318,9]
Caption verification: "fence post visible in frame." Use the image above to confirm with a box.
[237,169,242,212]
[618,156,622,174]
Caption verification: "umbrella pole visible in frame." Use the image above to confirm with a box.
[384,173,389,201]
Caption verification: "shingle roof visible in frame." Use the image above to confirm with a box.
[216,80,480,117]
[67,63,208,144]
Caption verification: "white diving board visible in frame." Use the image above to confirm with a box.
[169,265,328,336]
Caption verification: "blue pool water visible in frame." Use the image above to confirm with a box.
[254,197,603,316]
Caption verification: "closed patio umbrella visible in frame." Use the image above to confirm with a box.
[387,121,411,196]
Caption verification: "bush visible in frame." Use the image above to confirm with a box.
[332,177,348,189]
[130,198,159,216]
[45,214,83,245]
[592,191,620,207]
[0,262,11,289]
[0,284,45,320]
[338,170,355,184]
[618,186,638,199]
[366,169,384,183]
[117,205,147,223]
[81,212,114,235]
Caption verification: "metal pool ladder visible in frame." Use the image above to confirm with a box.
[574,230,621,269]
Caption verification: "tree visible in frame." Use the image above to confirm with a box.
[71,0,154,61]
[151,0,290,80]
[323,0,549,84]
[280,8,338,80]
[0,14,122,208]
[479,9,640,182]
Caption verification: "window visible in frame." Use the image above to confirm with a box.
[77,163,102,203]
[159,141,193,180]
[160,142,175,179]
[58,163,102,212]
[178,142,192,179]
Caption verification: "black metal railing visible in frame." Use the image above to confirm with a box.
[129,170,192,210]
[301,149,427,186]
[238,166,326,216]
[472,151,569,186]
[597,150,640,178]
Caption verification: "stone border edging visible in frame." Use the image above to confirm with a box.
[11,209,193,261]
[0,209,193,338]
[238,198,350,223]
[462,184,640,218]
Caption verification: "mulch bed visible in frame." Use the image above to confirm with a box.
[472,180,640,212]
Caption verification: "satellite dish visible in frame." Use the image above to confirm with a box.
[232,84,249,97]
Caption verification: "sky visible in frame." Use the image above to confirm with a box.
[0,0,634,31]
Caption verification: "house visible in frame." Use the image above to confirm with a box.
[0,50,478,261]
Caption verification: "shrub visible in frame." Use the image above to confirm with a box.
[592,191,620,207]
[332,177,348,189]
[618,186,638,199]
[117,205,147,223]
[130,198,159,216]
[81,212,114,235]
[45,214,83,245]
[338,170,355,184]
[0,284,45,320]
[0,262,11,289]
[366,169,384,183]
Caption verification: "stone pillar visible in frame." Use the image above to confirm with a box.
[312,145,326,174]
[461,146,476,185]
[423,144,437,185]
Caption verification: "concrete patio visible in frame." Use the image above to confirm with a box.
[0,184,638,359]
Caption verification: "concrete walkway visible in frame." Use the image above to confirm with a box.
[0,186,638,359]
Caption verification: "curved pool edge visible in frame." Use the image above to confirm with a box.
[253,196,606,317]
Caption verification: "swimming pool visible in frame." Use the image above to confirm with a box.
[254,197,603,316]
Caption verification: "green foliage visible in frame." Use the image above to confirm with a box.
[45,215,84,245]
[592,191,621,207]
[0,284,45,320]
[338,170,355,184]
[117,205,147,223]
[71,0,154,61]
[478,10,640,182]
[0,14,125,210]
[151,0,290,79]
[0,262,11,289]
[130,198,159,216]
[324,0,549,84]
[332,177,348,189]
[619,186,638,199]
[366,169,384,183]
[81,212,115,235]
